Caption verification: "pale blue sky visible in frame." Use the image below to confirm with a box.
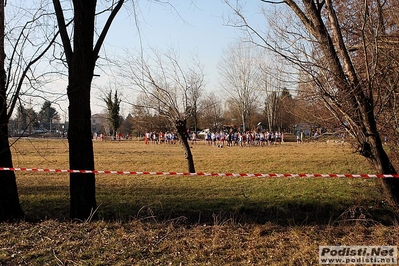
[9,0,273,118]
[91,0,267,114]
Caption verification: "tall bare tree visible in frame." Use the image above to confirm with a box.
[259,58,292,131]
[52,0,124,220]
[0,0,22,221]
[225,0,399,205]
[186,59,205,133]
[200,92,225,132]
[0,1,58,221]
[277,88,296,132]
[218,42,261,132]
[122,48,205,173]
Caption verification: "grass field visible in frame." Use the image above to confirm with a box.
[1,136,398,265]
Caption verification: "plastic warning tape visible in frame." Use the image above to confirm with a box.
[1,167,399,178]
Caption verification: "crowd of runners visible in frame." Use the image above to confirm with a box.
[144,131,179,145]
[144,130,286,147]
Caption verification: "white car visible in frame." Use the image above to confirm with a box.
[198,129,210,136]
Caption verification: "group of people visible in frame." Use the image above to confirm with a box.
[93,132,132,141]
[144,131,178,145]
[143,130,285,147]
[202,130,284,147]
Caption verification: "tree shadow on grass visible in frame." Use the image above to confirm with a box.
[96,196,396,226]
[18,185,397,225]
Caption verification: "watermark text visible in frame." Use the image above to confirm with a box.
[319,246,397,265]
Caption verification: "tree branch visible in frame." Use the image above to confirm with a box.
[7,31,60,120]
[52,0,73,64]
[93,0,124,59]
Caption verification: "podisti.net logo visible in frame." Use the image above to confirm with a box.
[319,246,397,265]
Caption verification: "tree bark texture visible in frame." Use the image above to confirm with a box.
[53,0,123,220]
[0,0,23,221]
[67,0,97,220]
[175,119,195,173]
[0,100,24,221]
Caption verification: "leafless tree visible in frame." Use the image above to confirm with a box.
[0,0,59,221]
[259,59,291,131]
[218,42,261,132]
[52,0,124,220]
[186,58,205,133]
[200,92,225,132]
[121,48,205,173]
[0,0,22,221]
[224,0,399,205]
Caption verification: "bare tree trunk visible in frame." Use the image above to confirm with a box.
[0,0,23,221]
[53,0,123,220]
[361,104,399,205]
[66,0,97,221]
[285,0,399,206]
[241,112,246,132]
[0,103,24,221]
[68,79,97,220]
[370,135,399,205]
[175,119,195,173]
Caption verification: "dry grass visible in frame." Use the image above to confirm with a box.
[1,136,398,265]
[10,136,372,173]
[0,221,398,265]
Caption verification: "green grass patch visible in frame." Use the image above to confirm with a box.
[11,138,396,225]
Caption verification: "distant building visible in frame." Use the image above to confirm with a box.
[294,123,313,136]
[91,114,108,134]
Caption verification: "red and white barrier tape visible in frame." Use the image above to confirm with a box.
[1,167,399,178]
